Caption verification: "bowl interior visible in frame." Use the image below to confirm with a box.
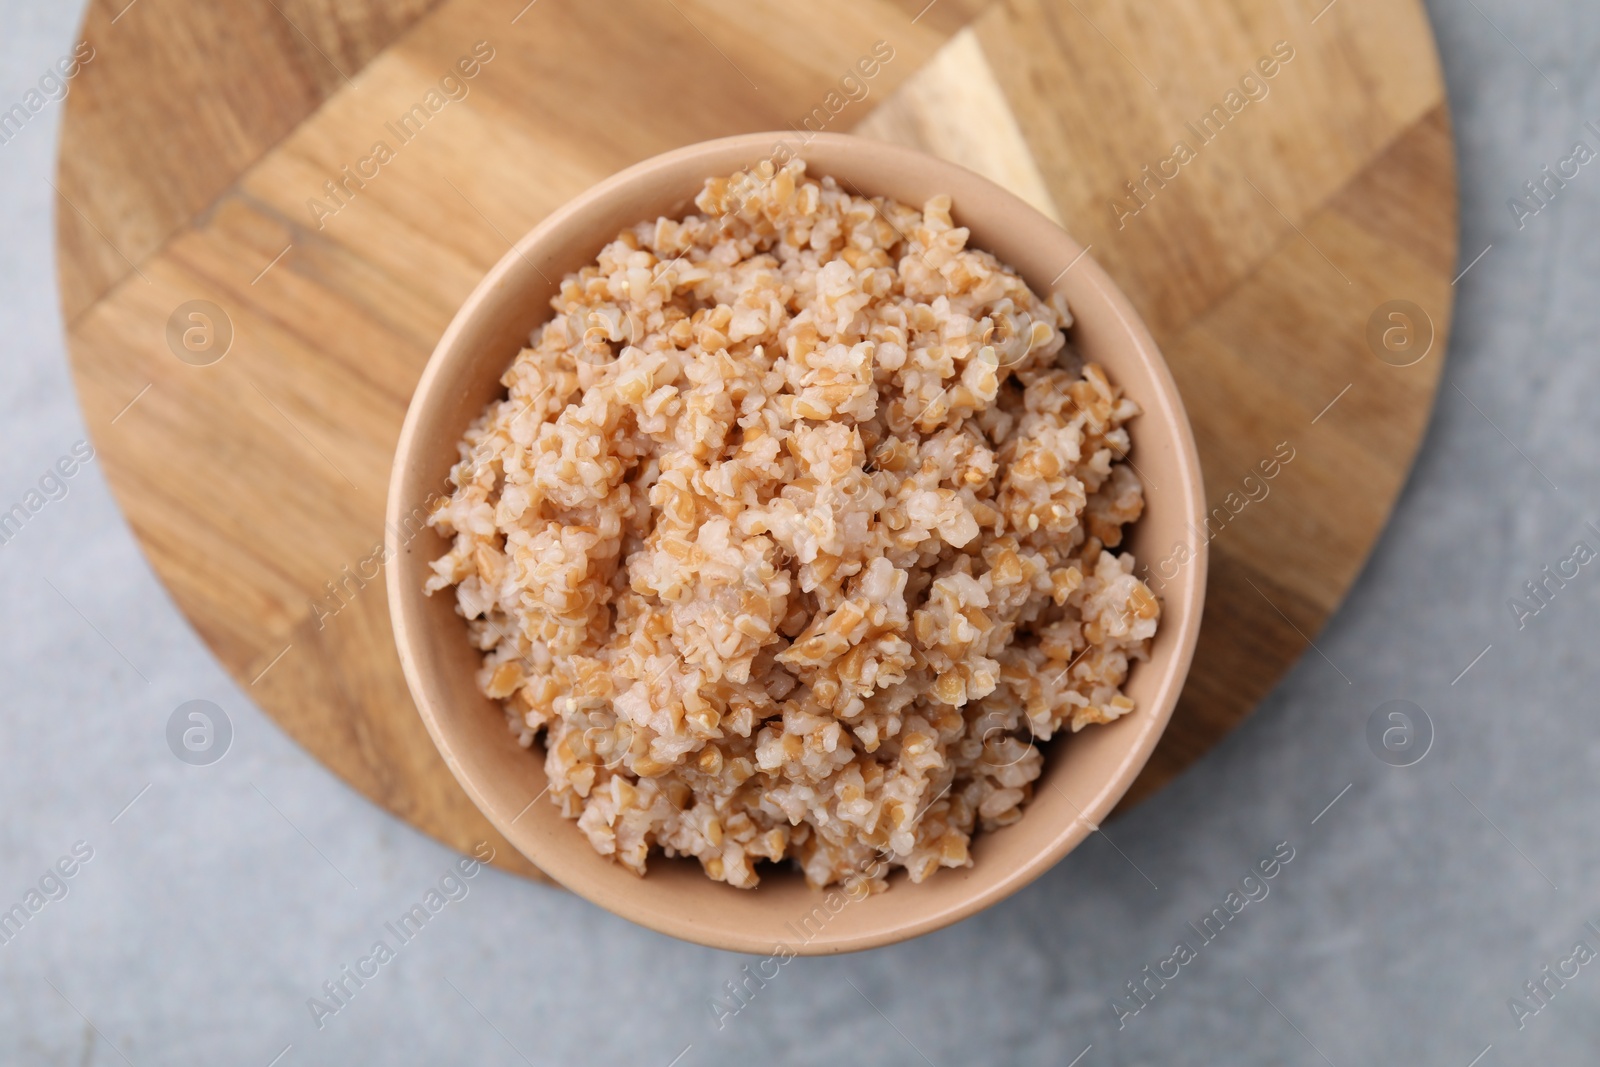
[387,132,1206,955]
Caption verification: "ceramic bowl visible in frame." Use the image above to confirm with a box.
[387,131,1206,954]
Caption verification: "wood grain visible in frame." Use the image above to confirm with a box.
[56,0,1456,873]
[57,0,446,324]
[855,27,1062,223]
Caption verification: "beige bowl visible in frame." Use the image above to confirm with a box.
[387,132,1206,955]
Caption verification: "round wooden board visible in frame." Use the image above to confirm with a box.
[57,0,1456,882]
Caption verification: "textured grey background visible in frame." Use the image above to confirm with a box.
[1,1,1596,1064]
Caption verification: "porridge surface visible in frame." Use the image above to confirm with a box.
[427,160,1158,891]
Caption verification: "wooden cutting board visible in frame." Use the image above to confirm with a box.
[56,0,1456,881]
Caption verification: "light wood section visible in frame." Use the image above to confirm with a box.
[57,0,1456,872]
[855,27,1062,223]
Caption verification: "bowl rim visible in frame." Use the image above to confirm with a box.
[387,130,1207,954]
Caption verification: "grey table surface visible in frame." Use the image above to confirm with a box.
[2,1,1597,1064]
